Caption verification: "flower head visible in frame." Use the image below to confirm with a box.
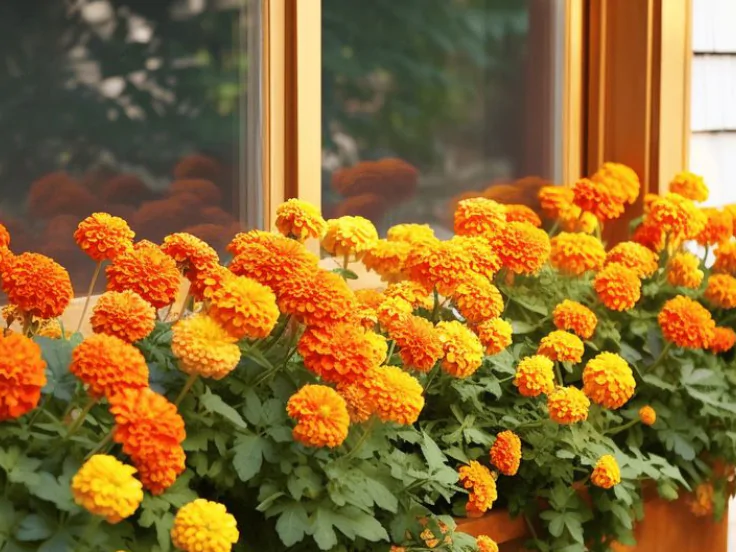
[514,355,555,397]
[658,295,715,349]
[550,232,606,275]
[161,232,219,275]
[592,162,641,204]
[362,239,411,282]
[633,222,666,252]
[209,275,279,339]
[354,365,425,425]
[452,236,503,280]
[453,277,504,323]
[475,318,513,355]
[605,241,659,278]
[322,216,379,260]
[710,327,736,354]
[436,321,484,378]
[667,252,704,289]
[539,186,574,220]
[376,297,413,332]
[591,455,621,489]
[714,240,736,275]
[404,240,474,296]
[582,352,635,409]
[286,384,350,448]
[538,331,585,363]
[458,461,497,517]
[384,281,433,310]
[278,269,355,327]
[639,406,657,426]
[171,499,239,552]
[172,315,241,380]
[387,223,436,245]
[705,273,736,309]
[0,223,9,248]
[107,246,181,309]
[71,455,143,524]
[2,253,73,319]
[491,221,550,275]
[647,193,707,241]
[91,290,156,342]
[547,386,590,424]
[670,171,709,202]
[573,178,626,221]
[505,204,542,227]
[454,197,507,238]
[389,315,443,372]
[552,300,597,340]
[275,199,326,241]
[337,382,373,424]
[476,535,500,552]
[490,430,522,476]
[696,208,733,246]
[74,212,134,262]
[0,333,46,421]
[189,263,231,302]
[594,263,641,311]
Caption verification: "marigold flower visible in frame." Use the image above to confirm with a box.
[389,315,443,372]
[171,315,241,380]
[275,198,326,242]
[386,223,436,245]
[322,216,379,260]
[418,517,452,549]
[696,208,733,246]
[582,352,635,409]
[689,483,714,517]
[714,240,736,275]
[36,319,65,340]
[633,222,666,252]
[338,382,373,423]
[74,213,134,262]
[71,455,143,524]
[476,535,500,552]
[538,186,574,220]
[490,430,522,476]
[560,206,599,234]
[0,333,46,421]
[647,193,707,241]
[710,327,736,354]
[492,221,550,275]
[161,232,219,275]
[135,445,187,496]
[453,277,504,324]
[452,235,503,280]
[454,197,507,238]
[658,295,715,349]
[384,281,433,310]
[333,193,388,220]
[106,246,180,309]
[332,158,418,200]
[592,162,641,204]
[90,290,156,342]
[458,461,497,517]
[705,273,736,309]
[2,252,73,319]
[514,355,555,397]
[227,229,283,257]
[70,334,149,399]
[475,318,513,355]
[174,153,223,181]
[0,223,9,248]
[547,386,590,424]
[209,275,279,339]
[362,239,411,282]
[591,455,621,489]
[404,240,474,296]
[538,330,585,363]
[667,252,704,289]
[549,232,606,276]
[573,178,626,221]
[505,204,542,227]
[355,365,425,425]
[639,405,657,426]
[605,241,659,278]
[670,171,709,203]
[286,384,350,448]
[189,263,231,302]
[594,263,641,311]
[171,499,239,552]
[354,288,386,310]
[376,297,413,332]
[278,269,355,327]
[552,300,597,340]
[436,321,484,378]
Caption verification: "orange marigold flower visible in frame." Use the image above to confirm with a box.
[689,483,715,517]
[171,499,239,552]
[389,315,443,372]
[705,273,736,309]
[70,334,149,399]
[547,386,590,424]
[171,315,241,380]
[582,352,635,409]
[275,198,326,242]
[384,281,433,310]
[436,321,484,378]
[354,288,386,310]
[490,430,522,476]
[647,193,707,241]
[639,405,657,426]
[209,275,279,339]
[476,535,500,552]
[454,197,508,238]
[36,319,65,340]
[696,208,733,246]
[71,455,143,524]
[2,253,73,319]
[189,263,231,302]
[458,461,497,517]
[418,518,452,549]
[592,455,621,489]
[453,277,504,323]
[322,216,379,260]
[714,240,736,275]
[362,239,411,283]
[514,355,555,397]
[667,252,704,289]
[492,221,550,275]
[134,444,187,496]
[549,232,606,276]
[356,365,425,425]
[452,236,503,280]
[386,223,436,245]
[538,186,574,220]
[227,229,284,257]
[505,204,542,227]
[0,333,46,421]
[594,263,641,311]
[538,331,585,363]
[161,232,219,275]
[404,240,474,296]
[573,178,626,221]
[74,212,134,262]
[286,384,350,448]
[560,206,599,235]
[605,241,659,278]
[91,290,156,343]
[710,327,736,354]
[0,223,10,248]
[632,222,666,252]
[106,247,180,309]
[278,269,355,327]
[670,171,709,203]
[658,295,715,349]
[592,162,641,205]
[475,318,513,355]
[338,382,373,424]
[552,300,597,340]
[376,297,413,332]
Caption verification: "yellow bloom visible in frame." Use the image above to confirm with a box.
[696,208,733,246]
[552,300,597,340]
[714,240,736,275]
[458,461,498,517]
[275,198,326,242]
[436,321,484,378]
[538,330,585,363]
[647,192,707,241]
[605,241,659,278]
[362,239,411,282]
[514,355,555,397]
[549,232,606,276]
[667,252,704,289]
[171,314,240,380]
[670,171,709,202]
[384,281,433,310]
[476,535,500,552]
[357,365,425,425]
[209,275,279,340]
[322,216,379,260]
[705,273,736,309]
[453,277,504,323]
[547,386,590,424]
[454,197,507,239]
[591,455,621,489]
[639,406,656,426]
[171,499,239,552]
[689,483,714,517]
[386,223,436,245]
[71,455,143,524]
[475,318,513,355]
[592,162,640,204]
[582,352,635,409]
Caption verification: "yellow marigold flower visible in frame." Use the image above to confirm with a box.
[658,295,715,349]
[362,239,411,282]
[71,455,143,524]
[705,273,736,309]
[358,365,425,425]
[436,321,484,378]
[592,162,641,204]
[453,277,504,323]
[389,315,443,372]
[560,206,599,234]
[592,455,621,489]
[2,252,73,319]
[161,232,219,275]
[605,241,659,278]
[275,198,326,242]
[454,197,507,238]
[667,252,704,289]
[74,212,134,262]
[490,430,522,476]
[639,405,657,426]
[386,223,436,245]
[476,535,500,552]
[538,330,585,363]
[633,222,666,253]
[286,384,350,448]
[492,221,550,275]
[91,290,156,343]
[384,281,433,310]
[376,297,413,332]
[418,518,452,549]
[322,216,379,261]
[458,461,497,517]
[475,318,513,355]
[36,319,65,340]
[689,483,714,517]
[209,275,279,340]
[582,352,635,409]
[550,232,606,276]
[594,263,641,311]
[696,208,733,246]
[171,499,239,552]
[670,171,709,203]
[714,240,736,275]
[647,193,707,241]
[278,269,355,327]
[171,314,240,380]
[505,204,542,227]
[452,235,503,280]
[0,333,47,421]
[514,355,555,397]
[404,239,474,296]
[552,300,597,340]
[539,186,574,220]
[106,246,180,309]
[710,327,736,354]
[573,178,626,221]
[354,288,385,310]
[547,386,590,424]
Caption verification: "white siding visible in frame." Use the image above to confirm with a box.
[691,56,736,132]
[692,0,736,53]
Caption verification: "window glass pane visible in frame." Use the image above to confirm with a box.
[322,0,565,237]
[0,0,260,293]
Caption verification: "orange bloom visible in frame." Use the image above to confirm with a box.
[452,236,503,280]
[275,199,326,242]
[514,355,555,397]
[549,232,606,276]
[592,455,621,489]
[605,241,659,278]
[338,382,373,424]
[490,430,522,476]
[362,239,411,282]
[538,186,574,220]
[354,288,386,310]
[667,252,704,289]
[389,315,444,372]
[505,204,542,227]
[492,221,550,275]
[1,253,73,319]
[91,290,156,343]
[547,386,590,424]
[171,315,241,380]
[386,223,436,245]
[476,535,500,552]
[573,178,626,221]
[0,223,9,248]
[454,197,507,239]
[376,297,413,332]
[632,222,666,252]
[592,162,641,205]
[209,275,279,340]
[322,216,379,260]
[74,213,134,262]
[552,300,597,340]
[161,233,219,275]
[354,365,425,425]
[36,319,65,340]
[453,277,504,323]
[714,240,736,275]
[647,193,707,241]
[658,295,715,349]
[384,281,433,310]
[106,247,180,309]
[0,333,46,421]
[670,171,709,203]
[188,263,231,302]
[538,331,585,363]
[705,273,736,309]
[227,230,284,257]
[458,461,497,517]
[436,321,484,378]
[560,206,599,235]
[278,270,355,327]
[710,327,736,354]
[594,263,641,311]
[696,208,733,246]
[475,318,513,355]
[689,483,714,517]
[133,444,187,496]
[582,352,635,409]
[286,384,350,448]
[639,406,657,426]
[404,240,474,296]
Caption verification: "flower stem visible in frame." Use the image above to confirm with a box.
[555,362,565,386]
[174,373,199,406]
[649,341,673,370]
[176,290,192,321]
[85,431,114,460]
[343,254,350,271]
[67,398,98,437]
[384,340,396,365]
[605,418,639,436]
[77,261,102,334]
[431,288,440,322]
[345,418,375,461]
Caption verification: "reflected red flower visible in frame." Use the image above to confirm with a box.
[333,194,388,221]
[170,179,222,206]
[173,154,224,183]
[101,174,154,205]
[331,158,418,201]
[28,172,98,219]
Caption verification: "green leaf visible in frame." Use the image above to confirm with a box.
[154,512,174,552]
[200,388,247,429]
[420,432,447,471]
[331,267,358,280]
[332,507,389,543]
[275,502,310,547]
[242,388,262,425]
[37,530,74,552]
[232,435,264,482]
[28,472,77,512]
[14,515,55,542]
[364,478,398,513]
[311,507,338,550]
[35,337,77,402]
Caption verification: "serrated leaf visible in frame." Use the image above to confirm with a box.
[232,435,265,482]
[35,337,77,402]
[200,388,247,429]
[311,507,339,550]
[275,502,310,547]
[14,514,55,542]
[420,432,447,471]
[242,387,262,425]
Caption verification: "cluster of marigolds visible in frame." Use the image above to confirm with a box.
[0,160,734,551]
